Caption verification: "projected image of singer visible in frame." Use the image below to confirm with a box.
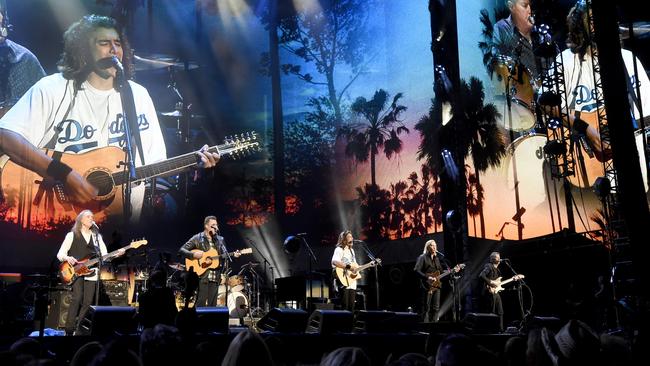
[0,15,219,227]
[493,0,538,79]
[56,210,125,335]
[179,216,242,307]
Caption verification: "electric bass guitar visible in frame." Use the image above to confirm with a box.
[185,247,253,276]
[59,239,148,284]
[423,263,466,293]
[0,133,259,230]
[487,274,525,294]
[334,259,382,288]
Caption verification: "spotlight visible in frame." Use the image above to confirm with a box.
[543,140,566,156]
[441,149,459,181]
[593,176,611,198]
[547,117,561,129]
[445,210,461,232]
[283,236,302,254]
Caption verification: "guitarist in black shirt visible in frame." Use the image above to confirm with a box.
[414,240,445,322]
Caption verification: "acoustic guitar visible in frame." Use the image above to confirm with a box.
[423,263,466,294]
[487,274,525,294]
[59,239,147,284]
[0,133,259,229]
[185,248,253,276]
[334,259,382,288]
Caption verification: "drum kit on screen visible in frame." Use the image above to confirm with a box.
[490,51,551,218]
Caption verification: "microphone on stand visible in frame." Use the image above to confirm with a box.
[435,250,446,257]
[96,56,124,74]
[91,221,100,231]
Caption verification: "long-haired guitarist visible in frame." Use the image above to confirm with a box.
[56,209,123,335]
[414,239,445,322]
[331,230,359,312]
[0,14,219,224]
[178,215,241,307]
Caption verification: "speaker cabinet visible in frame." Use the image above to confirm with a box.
[306,310,353,334]
[354,310,419,333]
[77,306,137,336]
[46,290,72,329]
[257,308,309,333]
[462,312,501,333]
[195,307,229,334]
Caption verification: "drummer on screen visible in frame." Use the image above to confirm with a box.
[492,0,538,80]
[491,1,545,134]
[178,215,240,307]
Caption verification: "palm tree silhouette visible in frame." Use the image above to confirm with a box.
[339,89,409,187]
[416,77,505,238]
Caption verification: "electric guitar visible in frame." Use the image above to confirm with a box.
[487,274,525,294]
[423,263,466,293]
[0,133,259,230]
[185,247,253,276]
[334,259,382,288]
[59,239,147,284]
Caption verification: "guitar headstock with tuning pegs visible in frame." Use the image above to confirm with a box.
[222,132,261,160]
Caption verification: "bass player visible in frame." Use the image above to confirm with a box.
[178,215,241,307]
[414,239,449,323]
[56,209,124,335]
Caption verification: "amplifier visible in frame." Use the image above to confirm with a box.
[102,280,129,306]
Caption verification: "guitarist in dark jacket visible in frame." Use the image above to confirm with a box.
[179,216,239,307]
[479,251,504,331]
[414,240,445,322]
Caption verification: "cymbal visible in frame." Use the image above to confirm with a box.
[133,54,200,71]
[619,22,650,39]
[168,263,186,271]
[158,110,206,120]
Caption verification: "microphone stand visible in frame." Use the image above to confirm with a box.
[357,240,381,309]
[92,229,103,307]
[502,259,526,320]
[114,66,145,228]
[437,252,460,322]
[217,233,231,308]
[246,238,272,312]
[299,235,318,311]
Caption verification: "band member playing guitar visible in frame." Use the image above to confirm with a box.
[331,230,361,312]
[178,215,241,307]
[414,240,464,322]
[56,210,124,335]
[479,251,524,331]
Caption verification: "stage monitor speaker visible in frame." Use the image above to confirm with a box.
[462,312,501,333]
[196,307,229,334]
[355,310,421,333]
[306,310,353,334]
[257,308,309,333]
[354,311,420,333]
[46,290,72,329]
[77,306,137,336]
